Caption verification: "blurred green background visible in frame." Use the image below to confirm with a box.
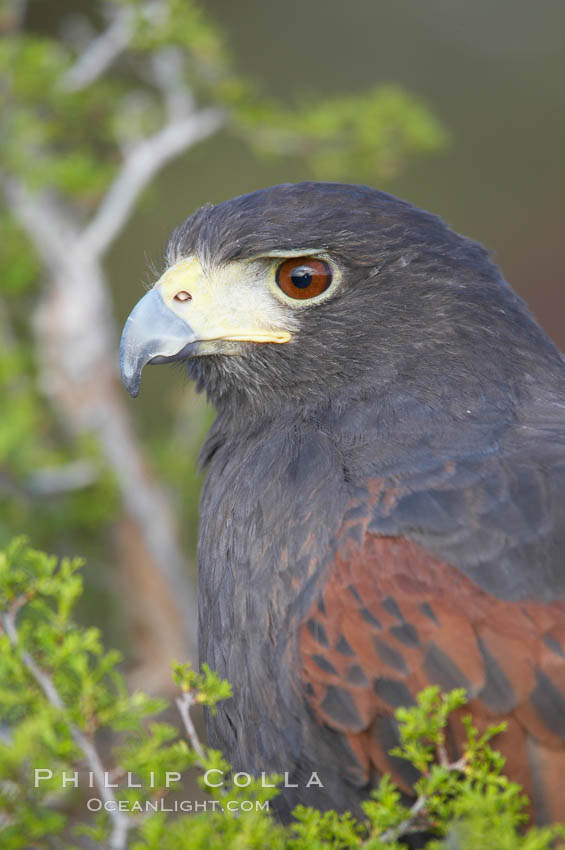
[3,0,565,678]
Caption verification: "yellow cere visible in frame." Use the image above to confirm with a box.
[158,257,203,302]
[155,257,292,345]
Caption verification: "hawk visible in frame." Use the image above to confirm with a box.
[120,182,565,823]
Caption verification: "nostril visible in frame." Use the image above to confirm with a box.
[174,291,192,302]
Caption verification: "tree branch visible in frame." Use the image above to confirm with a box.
[2,598,132,850]
[2,173,200,671]
[61,7,133,92]
[78,107,225,258]
[149,47,196,122]
[378,749,468,844]
[379,794,429,843]
[0,39,227,677]
[27,461,98,496]
[1,176,76,274]
[175,691,206,763]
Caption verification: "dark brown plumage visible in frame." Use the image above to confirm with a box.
[120,182,565,824]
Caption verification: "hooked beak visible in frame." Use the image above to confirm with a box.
[120,287,199,397]
[119,256,291,397]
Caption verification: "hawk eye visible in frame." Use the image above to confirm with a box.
[275,257,332,300]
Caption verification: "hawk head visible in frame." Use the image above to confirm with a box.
[120,182,549,419]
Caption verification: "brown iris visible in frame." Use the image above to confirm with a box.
[275,257,332,300]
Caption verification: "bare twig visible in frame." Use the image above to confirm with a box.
[1,177,76,274]
[378,750,468,844]
[2,599,131,850]
[437,739,449,768]
[78,106,225,258]
[380,794,429,843]
[175,691,206,762]
[149,48,196,121]
[27,461,99,496]
[61,7,133,92]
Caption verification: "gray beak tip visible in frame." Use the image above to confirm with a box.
[122,376,141,399]
[119,338,143,398]
[119,288,198,398]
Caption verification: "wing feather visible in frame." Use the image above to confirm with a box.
[299,526,565,822]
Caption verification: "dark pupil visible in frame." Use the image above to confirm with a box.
[290,266,313,288]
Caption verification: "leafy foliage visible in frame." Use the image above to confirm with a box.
[235,84,447,180]
[1,538,564,849]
